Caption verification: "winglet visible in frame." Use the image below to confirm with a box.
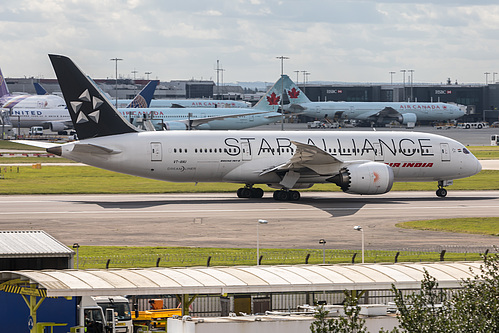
[49,54,138,140]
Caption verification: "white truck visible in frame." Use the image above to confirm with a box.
[78,296,133,333]
[91,296,134,333]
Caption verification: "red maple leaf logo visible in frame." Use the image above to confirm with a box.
[267,92,281,105]
[287,88,300,99]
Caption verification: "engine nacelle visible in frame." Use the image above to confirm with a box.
[47,122,67,132]
[398,112,417,125]
[329,162,394,195]
[162,121,188,130]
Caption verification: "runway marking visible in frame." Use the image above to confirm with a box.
[0,205,497,215]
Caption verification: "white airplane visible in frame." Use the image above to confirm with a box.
[0,68,67,110]
[120,81,285,130]
[16,55,482,201]
[114,98,251,109]
[281,75,465,126]
[8,75,284,132]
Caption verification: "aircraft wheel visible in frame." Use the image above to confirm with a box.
[251,188,264,198]
[436,188,447,197]
[273,190,289,201]
[289,190,301,201]
[237,188,251,198]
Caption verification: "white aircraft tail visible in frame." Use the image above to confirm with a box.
[284,75,311,104]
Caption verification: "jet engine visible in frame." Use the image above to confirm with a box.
[162,122,188,130]
[47,122,67,132]
[398,113,417,125]
[328,162,394,195]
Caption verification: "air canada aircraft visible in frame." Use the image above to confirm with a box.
[16,55,482,200]
[281,75,465,126]
[120,79,285,130]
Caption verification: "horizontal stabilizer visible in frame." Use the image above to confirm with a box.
[12,140,62,149]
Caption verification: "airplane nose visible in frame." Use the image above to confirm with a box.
[476,159,482,174]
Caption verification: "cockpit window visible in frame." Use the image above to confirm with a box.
[463,148,470,154]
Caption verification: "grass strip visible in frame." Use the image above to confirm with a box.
[0,165,497,194]
[397,217,499,236]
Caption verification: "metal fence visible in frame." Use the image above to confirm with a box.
[76,245,496,269]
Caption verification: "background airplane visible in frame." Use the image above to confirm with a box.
[0,68,67,110]
[15,54,481,201]
[8,80,159,131]
[113,98,251,109]
[121,79,286,130]
[280,75,465,127]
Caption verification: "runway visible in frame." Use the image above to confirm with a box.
[1,191,498,251]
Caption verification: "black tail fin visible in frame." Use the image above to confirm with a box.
[49,54,138,140]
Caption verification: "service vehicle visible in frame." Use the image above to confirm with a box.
[28,126,43,135]
[457,122,489,129]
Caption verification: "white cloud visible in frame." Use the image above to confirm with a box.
[0,0,498,83]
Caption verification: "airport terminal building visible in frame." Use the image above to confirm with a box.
[6,77,499,123]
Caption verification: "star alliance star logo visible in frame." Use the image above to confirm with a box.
[70,89,103,124]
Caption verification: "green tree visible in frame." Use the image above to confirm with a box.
[386,254,499,333]
[310,291,367,333]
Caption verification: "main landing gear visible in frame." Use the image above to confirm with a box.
[273,190,301,201]
[236,186,264,198]
[235,186,302,201]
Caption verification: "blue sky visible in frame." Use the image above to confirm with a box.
[1,0,499,85]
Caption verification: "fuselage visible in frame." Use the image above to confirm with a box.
[115,99,251,109]
[57,130,481,186]
[297,101,464,121]
[118,108,280,130]
[9,108,70,128]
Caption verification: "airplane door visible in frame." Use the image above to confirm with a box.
[440,143,450,162]
[241,141,252,161]
[373,143,383,161]
[151,142,162,161]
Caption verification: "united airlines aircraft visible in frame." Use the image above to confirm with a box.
[16,55,482,201]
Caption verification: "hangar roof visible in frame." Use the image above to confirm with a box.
[0,230,74,258]
[0,261,482,297]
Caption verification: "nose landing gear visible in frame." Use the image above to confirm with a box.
[436,180,452,197]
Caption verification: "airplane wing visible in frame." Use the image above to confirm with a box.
[261,141,343,177]
[284,103,305,113]
[356,107,401,121]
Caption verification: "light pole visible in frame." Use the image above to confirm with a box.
[484,72,490,85]
[294,70,300,83]
[408,69,414,102]
[145,71,152,80]
[110,58,123,107]
[257,219,268,265]
[319,239,326,264]
[276,56,289,130]
[400,69,407,101]
[354,226,364,263]
[494,72,498,84]
[72,243,80,269]
[389,71,395,85]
